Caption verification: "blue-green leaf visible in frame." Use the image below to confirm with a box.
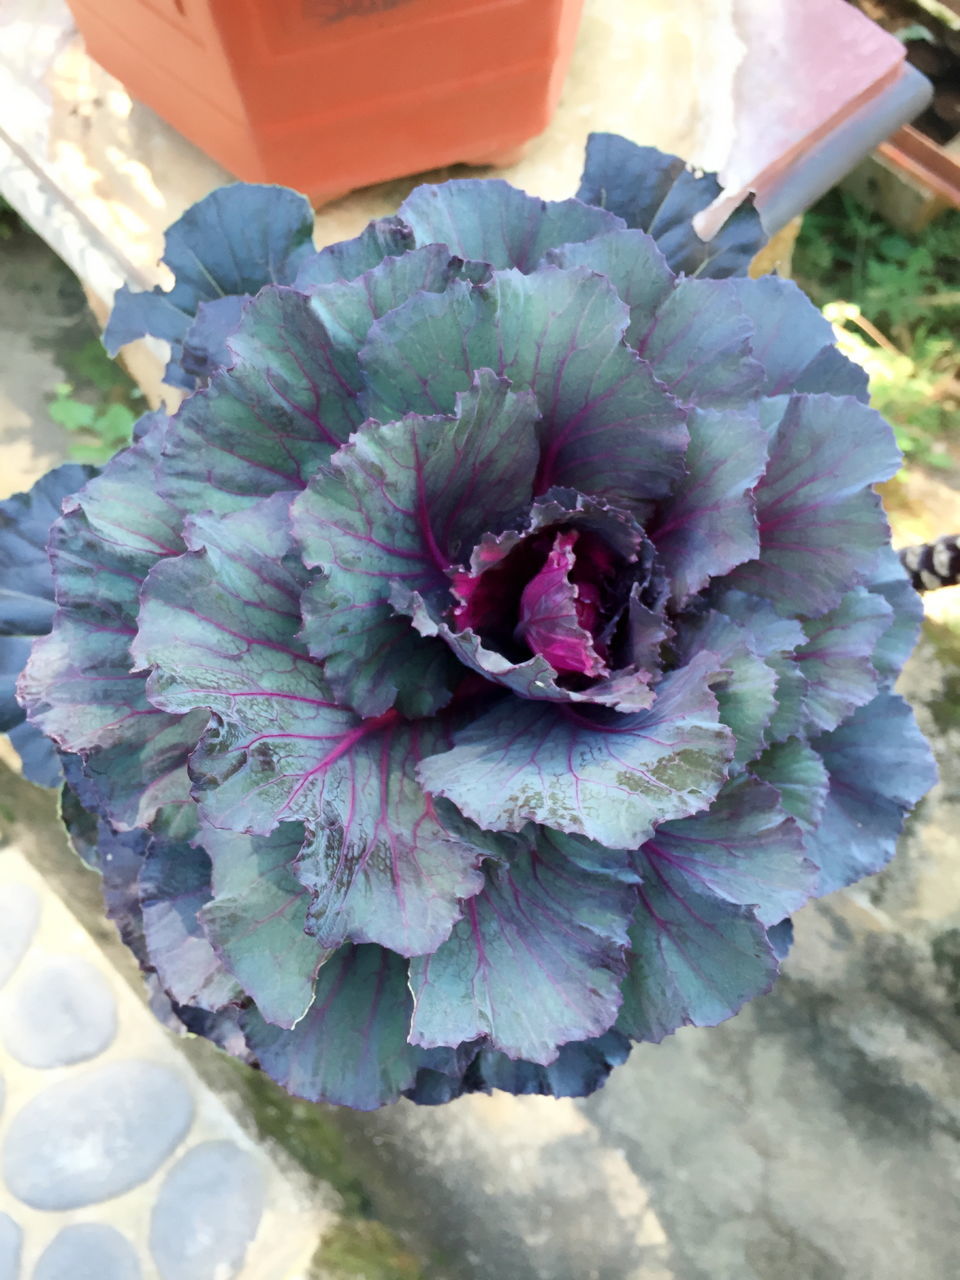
[408,828,634,1063]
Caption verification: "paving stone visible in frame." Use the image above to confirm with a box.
[32,1224,141,1280]
[2,1059,194,1210]
[149,1140,266,1280]
[1,956,117,1068]
[0,884,39,990]
[0,1215,21,1280]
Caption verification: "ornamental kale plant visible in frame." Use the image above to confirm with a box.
[4,135,937,1108]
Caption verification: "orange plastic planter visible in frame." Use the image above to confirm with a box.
[65,0,585,202]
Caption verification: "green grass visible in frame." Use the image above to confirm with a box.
[794,190,960,469]
[48,335,144,464]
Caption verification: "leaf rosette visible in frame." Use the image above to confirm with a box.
[13,136,936,1108]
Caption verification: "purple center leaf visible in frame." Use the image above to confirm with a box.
[515,531,610,677]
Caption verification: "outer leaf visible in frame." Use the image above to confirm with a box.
[159,287,365,517]
[199,824,328,1029]
[133,496,484,957]
[642,774,815,925]
[867,546,924,685]
[418,652,734,847]
[61,773,248,1050]
[240,945,419,1110]
[286,715,485,956]
[676,609,778,767]
[140,836,241,1012]
[359,268,688,506]
[61,762,151,963]
[724,275,868,398]
[710,588,807,745]
[808,694,937,894]
[635,278,763,408]
[468,1031,632,1099]
[0,463,95,781]
[180,294,247,381]
[77,708,211,832]
[649,406,767,604]
[792,344,870,400]
[766,919,795,962]
[617,857,778,1042]
[794,587,893,734]
[397,179,623,270]
[6,720,62,789]
[104,184,316,387]
[292,372,539,717]
[750,737,829,833]
[0,464,94,637]
[407,1030,632,1104]
[308,244,467,353]
[577,132,767,278]
[725,394,902,615]
[408,830,634,1063]
[544,229,676,349]
[1,637,31,733]
[294,215,415,291]
[18,432,201,827]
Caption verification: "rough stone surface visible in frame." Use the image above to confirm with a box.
[149,1140,266,1280]
[33,1225,141,1280]
[2,1059,193,1210]
[0,884,39,991]
[0,1214,21,1280]
[0,956,117,1068]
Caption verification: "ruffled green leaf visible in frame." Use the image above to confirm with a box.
[418,653,734,847]
[636,278,763,408]
[408,828,634,1063]
[617,857,778,1042]
[577,133,766,278]
[292,372,539,716]
[643,774,815,925]
[141,836,242,1012]
[240,945,419,1109]
[795,587,893,733]
[398,179,622,270]
[199,824,329,1029]
[359,268,688,506]
[726,394,901,615]
[134,496,484,956]
[650,406,767,604]
[808,695,937,894]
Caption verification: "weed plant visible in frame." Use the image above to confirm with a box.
[794,190,960,469]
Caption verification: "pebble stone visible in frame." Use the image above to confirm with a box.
[32,1224,141,1280]
[150,1141,266,1280]
[0,1214,22,1280]
[1,956,117,1068]
[2,1060,194,1210]
[0,884,40,990]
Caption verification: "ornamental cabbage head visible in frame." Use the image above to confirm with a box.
[12,135,936,1108]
